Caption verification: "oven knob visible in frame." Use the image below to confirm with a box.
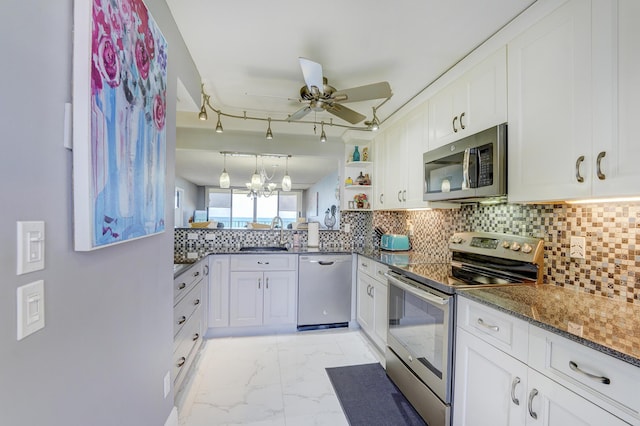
[522,243,533,254]
[510,242,521,251]
[502,240,511,249]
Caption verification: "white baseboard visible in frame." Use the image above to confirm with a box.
[164,406,178,426]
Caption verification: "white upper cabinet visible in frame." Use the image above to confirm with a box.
[508,0,640,203]
[372,133,387,209]
[373,101,429,210]
[428,46,507,150]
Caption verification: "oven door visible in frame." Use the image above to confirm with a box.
[385,271,454,404]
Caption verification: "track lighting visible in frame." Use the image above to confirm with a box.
[365,107,380,131]
[219,153,230,188]
[282,156,292,192]
[320,122,327,143]
[266,117,273,140]
[198,86,390,137]
[215,112,223,133]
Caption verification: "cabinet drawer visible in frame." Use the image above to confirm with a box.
[358,255,375,277]
[172,307,203,389]
[373,262,389,284]
[529,325,640,421]
[230,254,296,271]
[174,262,203,303]
[173,282,204,337]
[457,297,528,361]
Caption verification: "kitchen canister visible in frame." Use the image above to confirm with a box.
[308,222,319,247]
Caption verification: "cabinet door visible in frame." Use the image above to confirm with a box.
[404,104,429,208]
[507,0,592,203]
[466,46,507,134]
[592,0,640,197]
[371,279,388,349]
[356,273,374,333]
[383,121,407,209]
[263,271,296,325]
[429,79,464,150]
[372,134,387,209]
[526,369,628,426]
[229,271,263,327]
[208,255,230,328]
[454,328,527,426]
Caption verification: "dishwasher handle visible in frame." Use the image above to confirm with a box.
[306,259,336,266]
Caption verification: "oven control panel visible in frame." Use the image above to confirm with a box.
[449,231,543,266]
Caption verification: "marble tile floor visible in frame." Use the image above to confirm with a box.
[178,328,385,426]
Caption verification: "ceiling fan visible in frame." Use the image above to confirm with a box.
[287,57,392,125]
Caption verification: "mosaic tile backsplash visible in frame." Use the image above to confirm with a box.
[175,202,640,304]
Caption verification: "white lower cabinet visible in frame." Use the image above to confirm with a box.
[356,255,388,352]
[172,259,207,394]
[454,298,629,426]
[228,254,297,328]
[208,255,230,328]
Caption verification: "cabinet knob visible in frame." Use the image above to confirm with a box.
[177,357,186,368]
[178,283,186,290]
[192,333,200,342]
[178,316,186,325]
[194,298,200,306]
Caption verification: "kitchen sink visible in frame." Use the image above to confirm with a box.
[239,246,288,252]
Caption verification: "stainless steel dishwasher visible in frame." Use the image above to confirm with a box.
[298,254,352,330]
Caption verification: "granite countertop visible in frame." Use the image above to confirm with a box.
[459,284,640,367]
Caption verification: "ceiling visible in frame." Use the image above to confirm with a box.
[168,0,536,188]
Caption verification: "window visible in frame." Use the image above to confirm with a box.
[207,188,300,229]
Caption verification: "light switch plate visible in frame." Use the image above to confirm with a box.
[205,233,216,241]
[17,280,45,340]
[17,221,45,275]
[187,232,198,240]
[344,223,351,233]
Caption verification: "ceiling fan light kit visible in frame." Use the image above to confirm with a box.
[197,58,393,138]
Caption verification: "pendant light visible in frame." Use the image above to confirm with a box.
[251,155,262,190]
[215,112,223,133]
[282,156,292,192]
[320,122,327,143]
[266,117,273,140]
[219,153,230,188]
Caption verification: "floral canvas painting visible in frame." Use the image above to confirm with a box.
[73,0,167,250]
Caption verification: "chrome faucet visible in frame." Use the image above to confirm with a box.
[271,216,284,246]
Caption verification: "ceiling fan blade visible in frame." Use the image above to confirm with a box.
[332,81,392,103]
[326,104,367,124]
[287,106,312,121]
[299,57,324,95]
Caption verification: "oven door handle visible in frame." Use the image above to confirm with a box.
[384,272,449,305]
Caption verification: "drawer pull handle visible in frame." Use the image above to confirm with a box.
[596,151,606,180]
[192,333,200,341]
[178,316,186,325]
[177,357,186,367]
[527,388,538,419]
[194,298,200,306]
[510,377,521,405]
[575,155,585,183]
[477,318,499,332]
[569,361,611,385]
[178,283,186,290]
[459,112,466,130]
[193,271,200,277]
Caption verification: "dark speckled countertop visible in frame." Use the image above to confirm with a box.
[459,284,640,367]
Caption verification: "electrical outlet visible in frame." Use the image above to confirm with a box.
[344,223,350,233]
[570,236,586,259]
[187,232,198,240]
[567,321,583,337]
[205,233,216,241]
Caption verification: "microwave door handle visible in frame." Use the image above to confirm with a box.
[462,148,471,190]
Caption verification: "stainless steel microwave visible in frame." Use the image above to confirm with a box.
[423,123,507,202]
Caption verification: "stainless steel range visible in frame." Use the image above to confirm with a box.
[384,231,544,426]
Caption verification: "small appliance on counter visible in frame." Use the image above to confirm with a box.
[381,234,410,251]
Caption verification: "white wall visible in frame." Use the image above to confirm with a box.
[0,1,200,425]
[306,170,340,229]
